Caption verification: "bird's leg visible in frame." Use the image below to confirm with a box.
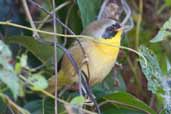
[78,56,102,114]
[79,54,91,81]
[80,71,102,114]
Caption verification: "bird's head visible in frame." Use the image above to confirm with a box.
[81,19,123,39]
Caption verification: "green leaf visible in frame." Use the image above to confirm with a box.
[77,0,102,27]
[139,45,163,94]
[0,95,9,114]
[28,74,48,91]
[5,36,63,64]
[15,62,22,74]
[103,92,156,114]
[0,41,20,99]
[20,54,28,67]
[0,70,20,99]
[166,58,171,72]
[0,40,13,70]
[70,96,85,106]
[24,98,56,114]
[24,100,42,114]
[150,17,171,43]
[68,6,82,34]
[165,0,171,6]
[101,103,146,114]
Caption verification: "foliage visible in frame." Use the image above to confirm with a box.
[139,45,163,94]
[151,17,171,43]
[0,0,171,114]
[77,0,102,27]
[103,92,156,114]
[0,41,20,99]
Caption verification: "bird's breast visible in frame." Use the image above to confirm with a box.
[82,39,121,85]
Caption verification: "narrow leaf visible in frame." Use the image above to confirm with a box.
[5,36,63,64]
[150,17,171,43]
[77,0,102,27]
[103,92,156,114]
[0,40,20,99]
[139,45,163,94]
[0,70,19,99]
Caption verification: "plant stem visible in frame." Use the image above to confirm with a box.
[134,0,143,93]
[0,21,147,65]
[22,0,40,38]
[51,0,58,113]
[135,0,143,49]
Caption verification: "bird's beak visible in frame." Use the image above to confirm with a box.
[115,27,123,32]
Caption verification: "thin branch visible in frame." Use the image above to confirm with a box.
[22,0,40,38]
[37,1,71,29]
[51,0,58,113]
[19,75,97,114]
[0,94,30,114]
[135,0,143,49]
[63,2,75,46]
[17,0,85,111]
[7,105,15,114]
[80,73,102,114]
[28,0,75,35]
[27,0,88,64]
[26,1,91,97]
[0,21,147,66]
[27,0,90,84]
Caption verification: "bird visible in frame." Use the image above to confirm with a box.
[47,19,123,93]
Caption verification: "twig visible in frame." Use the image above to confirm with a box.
[149,94,155,108]
[0,93,30,114]
[135,0,143,49]
[28,0,75,35]
[134,0,143,92]
[80,73,102,114]
[27,0,90,97]
[0,21,147,66]
[22,0,40,39]
[18,0,86,111]
[64,104,75,114]
[51,0,58,113]
[18,75,97,114]
[42,98,45,114]
[8,105,15,114]
[63,2,75,46]
[37,1,71,29]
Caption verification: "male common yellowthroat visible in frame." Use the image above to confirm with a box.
[47,19,123,93]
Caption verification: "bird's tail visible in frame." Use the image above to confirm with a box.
[46,70,71,93]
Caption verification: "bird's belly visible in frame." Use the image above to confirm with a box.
[82,44,120,85]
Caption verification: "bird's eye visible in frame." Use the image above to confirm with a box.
[102,23,121,39]
[112,23,121,30]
